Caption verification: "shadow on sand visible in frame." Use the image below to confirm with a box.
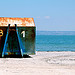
[0,55,32,58]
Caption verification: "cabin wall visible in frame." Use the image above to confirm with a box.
[0,27,36,55]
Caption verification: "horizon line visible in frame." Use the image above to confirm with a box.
[36,30,75,32]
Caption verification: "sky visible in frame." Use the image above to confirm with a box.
[0,0,75,31]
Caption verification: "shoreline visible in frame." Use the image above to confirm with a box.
[36,51,75,52]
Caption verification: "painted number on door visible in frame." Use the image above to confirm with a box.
[0,29,3,36]
[21,31,25,37]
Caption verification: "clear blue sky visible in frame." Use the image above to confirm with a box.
[0,0,75,31]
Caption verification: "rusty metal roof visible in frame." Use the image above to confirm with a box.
[0,17,35,27]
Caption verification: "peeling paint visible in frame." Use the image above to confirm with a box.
[0,17,36,57]
[0,17,35,27]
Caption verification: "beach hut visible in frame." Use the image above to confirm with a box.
[0,17,36,57]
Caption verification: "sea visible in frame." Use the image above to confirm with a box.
[36,31,75,51]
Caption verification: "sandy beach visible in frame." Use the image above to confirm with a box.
[0,51,75,75]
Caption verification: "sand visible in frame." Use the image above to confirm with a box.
[0,51,75,75]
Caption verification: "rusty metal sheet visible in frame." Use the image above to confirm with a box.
[0,17,36,57]
[0,27,36,56]
[0,17,35,27]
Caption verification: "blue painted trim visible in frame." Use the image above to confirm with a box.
[15,24,24,57]
[2,25,10,57]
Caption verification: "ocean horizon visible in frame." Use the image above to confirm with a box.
[36,31,75,35]
[36,31,75,51]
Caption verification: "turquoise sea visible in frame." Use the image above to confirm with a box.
[36,31,75,51]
